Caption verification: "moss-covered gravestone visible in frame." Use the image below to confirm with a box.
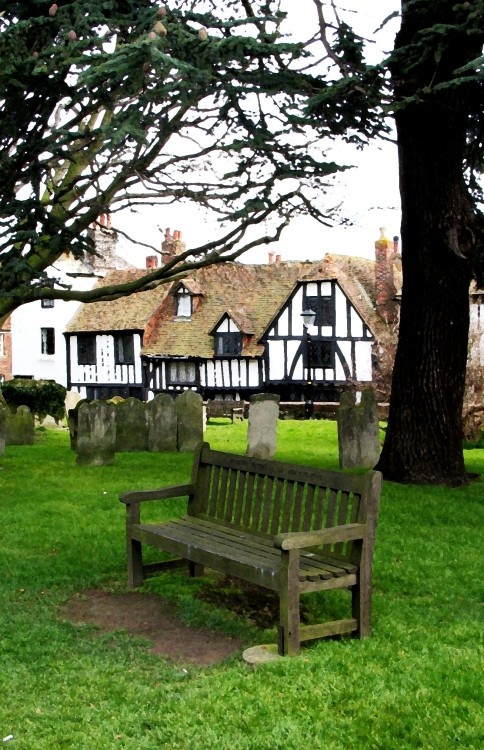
[147,393,177,452]
[76,401,116,466]
[115,397,148,452]
[337,389,380,469]
[176,390,203,452]
[6,405,35,446]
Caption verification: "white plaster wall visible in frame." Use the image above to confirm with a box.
[268,340,285,380]
[12,297,85,385]
[11,260,97,386]
[335,286,348,337]
[350,307,364,337]
[355,341,373,380]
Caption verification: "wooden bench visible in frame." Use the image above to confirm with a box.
[205,400,245,422]
[120,443,382,656]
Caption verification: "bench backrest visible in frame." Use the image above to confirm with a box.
[189,443,381,563]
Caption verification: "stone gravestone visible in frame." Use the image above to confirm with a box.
[115,397,148,452]
[337,389,380,469]
[76,401,117,466]
[147,393,177,452]
[65,390,82,417]
[176,390,203,452]
[0,404,7,455]
[246,393,280,459]
[6,405,35,446]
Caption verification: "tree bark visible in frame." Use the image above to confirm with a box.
[376,0,479,485]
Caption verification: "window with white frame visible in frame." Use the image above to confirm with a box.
[0,333,4,357]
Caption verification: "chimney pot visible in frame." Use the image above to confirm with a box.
[268,250,275,264]
[275,254,281,263]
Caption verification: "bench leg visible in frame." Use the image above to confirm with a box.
[189,561,205,578]
[127,538,143,589]
[352,562,372,639]
[278,551,300,656]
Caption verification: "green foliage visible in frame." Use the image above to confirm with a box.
[0,424,482,749]
[0,0,344,318]
[1,378,66,422]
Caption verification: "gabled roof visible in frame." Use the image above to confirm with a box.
[65,270,170,333]
[65,254,398,352]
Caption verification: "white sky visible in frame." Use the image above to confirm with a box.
[116,1,401,267]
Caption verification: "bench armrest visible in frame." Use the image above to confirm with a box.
[119,483,195,505]
[274,523,366,550]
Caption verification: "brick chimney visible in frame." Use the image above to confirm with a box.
[375,227,399,324]
[161,228,186,265]
[88,213,118,269]
[146,255,158,269]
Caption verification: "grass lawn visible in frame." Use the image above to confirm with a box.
[1,421,483,750]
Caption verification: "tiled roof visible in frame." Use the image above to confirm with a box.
[66,255,399,352]
[65,270,170,332]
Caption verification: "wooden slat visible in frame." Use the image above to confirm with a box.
[291,482,305,532]
[301,484,316,532]
[207,465,221,517]
[335,490,350,555]
[251,475,264,531]
[260,476,274,535]
[222,469,237,524]
[242,472,256,529]
[280,480,295,532]
[269,477,285,535]
[299,618,357,641]
[233,470,247,527]
[313,485,325,530]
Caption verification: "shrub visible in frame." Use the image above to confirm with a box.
[0,378,67,423]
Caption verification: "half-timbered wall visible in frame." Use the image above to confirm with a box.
[145,356,263,400]
[67,331,143,397]
[263,281,373,390]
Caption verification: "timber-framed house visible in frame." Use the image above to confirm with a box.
[65,240,400,403]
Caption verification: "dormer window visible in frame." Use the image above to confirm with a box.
[214,332,242,356]
[176,286,192,318]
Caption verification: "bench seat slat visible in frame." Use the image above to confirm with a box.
[134,518,352,583]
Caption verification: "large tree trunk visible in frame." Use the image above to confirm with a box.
[376,1,478,485]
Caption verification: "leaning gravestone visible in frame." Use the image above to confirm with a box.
[337,389,380,469]
[176,390,203,452]
[246,393,280,459]
[76,401,116,466]
[147,393,177,452]
[6,405,35,446]
[0,405,6,455]
[115,397,148,452]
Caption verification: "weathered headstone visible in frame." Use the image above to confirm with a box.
[0,404,7,455]
[176,390,203,452]
[337,389,380,469]
[115,397,148,452]
[6,405,35,446]
[76,401,116,466]
[246,393,280,459]
[147,393,177,452]
[65,390,82,416]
